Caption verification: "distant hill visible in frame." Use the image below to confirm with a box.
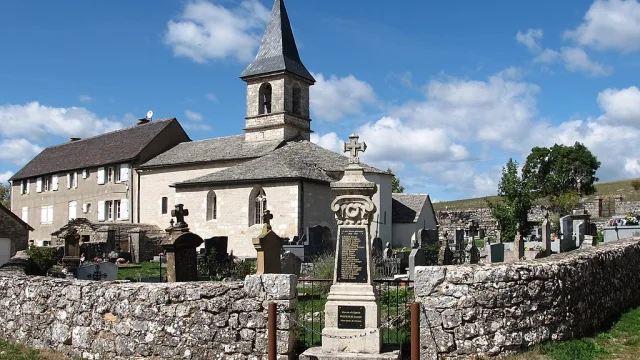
[432,178,640,211]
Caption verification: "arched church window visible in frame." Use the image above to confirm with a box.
[249,187,267,226]
[258,83,272,115]
[292,83,301,115]
[206,191,217,220]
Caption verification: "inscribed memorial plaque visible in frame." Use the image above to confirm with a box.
[338,306,365,329]
[337,227,368,283]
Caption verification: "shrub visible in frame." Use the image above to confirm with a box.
[631,179,640,191]
[25,246,57,275]
[421,242,441,266]
[305,251,335,280]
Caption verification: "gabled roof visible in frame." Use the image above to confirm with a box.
[240,0,315,83]
[392,194,429,224]
[10,118,179,181]
[174,140,386,186]
[0,203,33,231]
[140,135,283,168]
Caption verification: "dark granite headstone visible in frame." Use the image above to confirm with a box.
[204,236,228,264]
[371,237,383,258]
[337,227,368,283]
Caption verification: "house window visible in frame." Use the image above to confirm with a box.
[258,83,272,114]
[114,200,121,220]
[106,201,114,221]
[44,177,50,192]
[69,201,77,221]
[21,207,28,222]
[40,205,53,225]
[161,197,168,214]
[250,187,267,226]
[292,83,302,115]
[107,167,114,183]
[206,191,217,220]
[21,181,27,195]
[115,165,121,182]
[72,172,78,188]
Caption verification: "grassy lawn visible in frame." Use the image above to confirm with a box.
[510,306,640,360]
[433,178,640,211]
[117,261,166,281]
[0,339,69,360]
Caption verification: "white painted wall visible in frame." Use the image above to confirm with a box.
[391,195,438,249]
[0,238,11,266]
[365,173,393,244]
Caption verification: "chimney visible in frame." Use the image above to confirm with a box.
[70,137,81,142]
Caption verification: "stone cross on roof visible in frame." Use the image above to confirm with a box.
[342,134,367,164]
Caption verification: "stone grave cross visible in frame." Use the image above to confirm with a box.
[171,204,189,230]
[342,134,367,164]
[263,210,273,225]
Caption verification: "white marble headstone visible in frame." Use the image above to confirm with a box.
[76,262,118,281]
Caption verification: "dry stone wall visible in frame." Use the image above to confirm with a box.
[0,271,297,359]
[415,237,640,359]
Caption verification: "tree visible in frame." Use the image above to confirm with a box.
[386,168,404,193]
[522,142,600,199]
[0,182,9,208]
[487,158,533,242]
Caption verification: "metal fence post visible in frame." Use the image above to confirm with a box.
[411,302,420,360]
[268,302,277,360]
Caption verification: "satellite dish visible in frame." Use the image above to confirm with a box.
[146,110,153,120]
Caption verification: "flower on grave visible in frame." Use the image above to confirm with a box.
[624,214,639,226]
[115,258,126,264]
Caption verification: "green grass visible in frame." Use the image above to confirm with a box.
[0,339,69,360]
[511,306,640,360]
[433,178,640,211]
[117,261,166,281]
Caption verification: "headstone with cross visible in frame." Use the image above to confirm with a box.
[262,209,273,232]
[252,210,282,274]
[76,262,118,281]
[171,204,189,231]
[342,134,367,164]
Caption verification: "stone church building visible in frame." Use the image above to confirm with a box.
[9,0,436,259]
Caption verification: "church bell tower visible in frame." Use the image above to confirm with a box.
[240,0,315,142]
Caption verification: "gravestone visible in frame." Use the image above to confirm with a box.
[162,204,203,282]
[308,134,396,359]
[438,241,453,265]
[514,226,525,260]
[382,242,392,259]
[419,228,439,244]
[469,242,480,264]
[478,228,485,239]
[490,243,505,263]
[62,231,81,271]
[541,213,552,255]
[371,237,383,258]
[204,236,228,263]
[454,229,464,250]
[252,211,283,274]
[76,262,118,281]
[308,225,324,246]
[408,239,426,280]
[560,215,574,252]
[281,251,301,276]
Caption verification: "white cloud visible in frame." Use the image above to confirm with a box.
[596,86,640,124]
[184,109,203,121]
[0,138,43,165]
[0,171,14,184]
[310,73,377,122]
[310,132,342,154]
[564,0,640,52]
[164,0,270,63]
[183,123,212,132]
[205,93,218,102]
[78,95,92,103]
[0,102,123,141]
[559,47,612,76]
[516,28,543,52]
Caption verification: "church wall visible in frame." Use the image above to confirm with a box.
[391,199,438,249]
[174,182,300,258]
[301,180,337,245]
[137,160,245,229]
[364,173,393,245]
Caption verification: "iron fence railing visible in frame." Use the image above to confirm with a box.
[295,278,413,358]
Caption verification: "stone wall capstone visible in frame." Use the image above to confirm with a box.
[0,272,297,359]
[415,237,640,359]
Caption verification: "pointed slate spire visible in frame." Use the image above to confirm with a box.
[240,0,315,83]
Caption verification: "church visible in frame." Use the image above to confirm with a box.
[8,0,437,261]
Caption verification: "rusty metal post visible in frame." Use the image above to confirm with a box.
[268,302,277,360]
[411,302,420,360]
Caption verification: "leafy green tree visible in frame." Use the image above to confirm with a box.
[553,191,580,216]
[386,168,405,193]
[488,158,533,242]
[522,142,600,199]
[0,182,9,208]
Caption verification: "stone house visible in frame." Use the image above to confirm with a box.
[9,118,189,244]
[0,203,32,266]
[391,194,438,248]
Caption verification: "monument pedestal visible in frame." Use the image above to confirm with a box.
[299,347,399,360]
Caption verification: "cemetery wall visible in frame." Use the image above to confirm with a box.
[614,200,640,216]
[414,237,640,359]
[0,272,297,360]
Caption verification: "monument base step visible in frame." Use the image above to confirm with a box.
[299,347,400,360]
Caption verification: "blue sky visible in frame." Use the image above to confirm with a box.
[1,0,640,202]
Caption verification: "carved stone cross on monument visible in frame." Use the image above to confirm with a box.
[342,134,367,164]
[171,204,189,231]
[263,209,273,226]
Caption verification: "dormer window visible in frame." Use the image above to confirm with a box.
[259,83,272,115]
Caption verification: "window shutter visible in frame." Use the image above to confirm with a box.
[26,180,30,194]
[69,202,77,221]
[82,203,88,213]
[66,173,71,189]
[73,172,78,188]
[40,207,47,223]
[82,169,88,179]
[97,167,105,185]
[36,177,42,193]
[120,199,129,220]
[97,201,105,221]
[119,163,130,182]
[21,207,28,222]
[52,175,59,191]
[47,206,53,223]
